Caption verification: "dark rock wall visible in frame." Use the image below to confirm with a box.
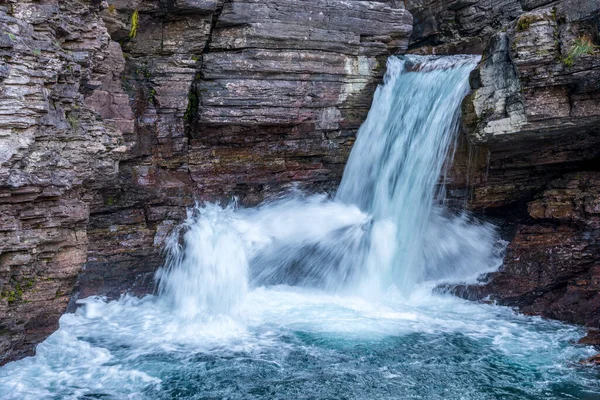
[406,0,524,54]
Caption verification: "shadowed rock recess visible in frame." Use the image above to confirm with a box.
[0,0,599,366]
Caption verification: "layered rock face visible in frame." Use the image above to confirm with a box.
[0,0,412,363]
[406,0,524,54]
[0,0,131,363]
[448,1,600,327]
[453,172,600,326]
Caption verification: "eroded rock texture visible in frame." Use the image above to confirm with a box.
[0,0,131,364]
[453,172,600,326]
[406,0,524,54]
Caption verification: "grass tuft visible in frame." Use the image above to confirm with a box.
[563,35,597,67]
[129,9,139,39]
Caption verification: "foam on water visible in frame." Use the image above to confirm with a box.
[2,56,600,399]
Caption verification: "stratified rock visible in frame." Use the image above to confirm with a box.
[578,329,600,346]
[406,0,524,54]
[446,3,600,210]
[0,0,131,364]
[453,172,600,327]
[191,0,412,200]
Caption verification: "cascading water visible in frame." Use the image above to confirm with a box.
[2,56,599,400]
[155,55,501,308]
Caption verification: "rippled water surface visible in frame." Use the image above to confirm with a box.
[2,287,600,399]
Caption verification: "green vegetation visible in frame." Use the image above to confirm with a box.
[129,9,139,39]
[516,15,539,31]
[184,91,199,123]
[135,66,151,79]
[108,4,116,13]
[7,32,15,41]
[148,88,156,104]
[67,115,78,129]
[33,48,41,56]
[1,279,34,304]
[563,35,597,67]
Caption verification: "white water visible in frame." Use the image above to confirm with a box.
[2,56,599,399]
[155,56,502,314]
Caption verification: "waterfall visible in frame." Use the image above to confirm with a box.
[337,55,488,290]
[5,55,597,400]
[156,55,501,317]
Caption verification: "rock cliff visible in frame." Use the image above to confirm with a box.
[447,1,600,329]
[0,0,129,364]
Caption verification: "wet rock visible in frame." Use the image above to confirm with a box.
[578,329,600,346]
[406,0,523,54]
[580,353,600,366]
[452,172,600,327]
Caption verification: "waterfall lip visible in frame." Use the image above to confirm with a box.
[398,54,481,72]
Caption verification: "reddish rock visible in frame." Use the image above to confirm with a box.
[578,329,600,346]
[453,172,600,328]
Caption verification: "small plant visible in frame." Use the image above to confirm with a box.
[0,279,33,304]
[516,15,540,32]
[148,88,156,103]
[108,4,116,13]
[129,9,139,39]
[7,32,15,41]
[67,115,78,129]
[184,91,199,123]
[33,48,41,56]
[563,35,598,67]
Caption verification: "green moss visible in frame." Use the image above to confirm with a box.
[32,48,41,56]
[516,15,541,32]
[67,115,78,129]
[0,279,33,304]
[129,9,139,39]
[563,35,597,67]
[148,88,156,104]
[135,66,151,79]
